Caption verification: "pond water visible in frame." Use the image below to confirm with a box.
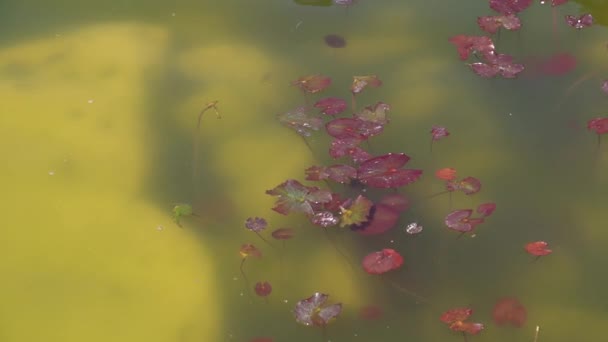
[0,1,607,342]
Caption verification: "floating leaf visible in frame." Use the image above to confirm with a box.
[477,14,522,34]
[333,0,355,6]
[357,153,423,188]
[444,209,484,233]
[355,203,400,236]
[449,321,485,335]
[351,75,382,94]
[305,164,357,183]
[489,0,533,15]
[361,248,404,274]
[266,179,332,216]
[601,80,608,95]
[292,74,332,93]
[240,243,262,258]
[329,138,372,163]
[245,217,268,232]
[271,228,295,240]
[493,297,527,327]
[435,167,457,181]
[172,203,193,226]
[440,307,473,324]
[587,117,608,135]
[565,13,593,29]
[447,176,482,195]
[525,241,552,256]
[339,195,373,227]
[355,102,390,125]
[326,118,384,140]
[448,35,495,60]
[254,281,272,297]
[278,106,323,137]
[294,292,343,326]
[477,202,497,217]
[431,126,450,141]
[470,53,525,78]
[314,97,347,116]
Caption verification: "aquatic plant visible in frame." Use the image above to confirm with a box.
[440,307,485,339]
[525,241,552,257]
[294,292,343,326]
[493,297,527,327]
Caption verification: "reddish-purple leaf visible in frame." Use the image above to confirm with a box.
[294,293,343,326]
[539,52,577,76]
[587,117,608,135]
[361,249,404,274]
[324,34,346,48]
[493,297,527,327]
[278,106,323,137]
[305,164,357,184]
[314,97,347,116]
[490,0,533,15]
[356,203,400,235]
[292,74,332,94]
[355,102,390,125]
[339,195,373,227]
[240,243,262,258]
[326,118,384,140]
[441,307,473,324]
[329,138,372,163]
[450,321,485,335]
[378,193,410,213]
[431,126,450,141]
[525,241,552,256]
[351,75,382,94]
[601,80,608,95]
[444,209,484,233]
[266,179,332,216]
[254,281,272,297]
[357,153,422,189]
[448,35,496,60]
[271,228,295,240]
[477,202,497,217]
[447,176,482,195]
[565,13,593,29]
[470,53,525,78]
[245,217,268,232]
[477,14,522,34]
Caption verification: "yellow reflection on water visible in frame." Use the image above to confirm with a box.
[0,23,219,342]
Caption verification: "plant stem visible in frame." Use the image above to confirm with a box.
[192,101,220,200]
[239,258,253,302]
[255,231,278,250]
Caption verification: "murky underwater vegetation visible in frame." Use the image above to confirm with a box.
[0,0,607,341]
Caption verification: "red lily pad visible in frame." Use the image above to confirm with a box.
[357,153,423,189]
[470,53,525,78]
[448,35,495,61]
[525,241,552,256]
[294,292,343,326]
[292,74,332,93]
[440,307,473,324]
[356,203,400,236]
[431,126,450,141]
[314,97,347,116]
[254,281,272,297]
[240,243,262,258]
[444,209,484,233]
[493,297,527,327]
[362,248,404,274]
[588,117,608,135]
[378,193,410,213]
[329,138,372,163]
[449,321,485,335]
[278,106,323,137]
[305,164,357,183]
[477,202,497,217]
[489,0,533,15]
[266,179,332,216]
[435,167,457,181]
[271,228,295,240]
[326,118,384,140]
[447,176,482,195]
[478,14,522,34]
[565,13,593,29]
[351,75,382,94]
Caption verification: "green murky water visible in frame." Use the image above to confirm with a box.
[0,1,607,341]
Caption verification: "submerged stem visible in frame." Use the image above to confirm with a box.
[192,101,221,199]
[255,231,278,250]
[382,276,428,304]
[323,227,354,272]
[239,258,253,302]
